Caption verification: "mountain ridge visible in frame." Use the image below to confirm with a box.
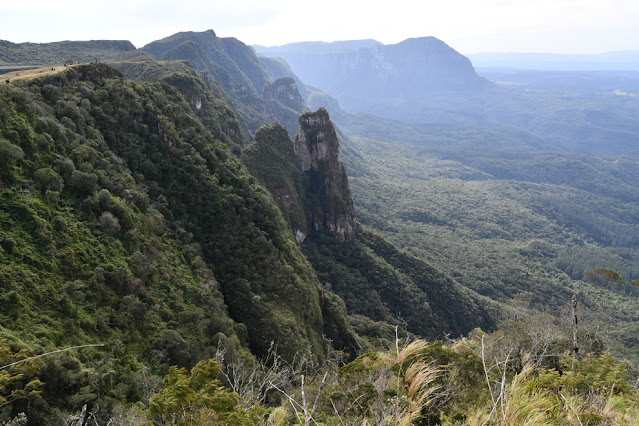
[255,37,487,113]
[140,30,308,138]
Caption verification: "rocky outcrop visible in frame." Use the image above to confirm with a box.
[295,108,355,240]
[257,77,308,138]
[262,77,306,112]
[242,108,355,242]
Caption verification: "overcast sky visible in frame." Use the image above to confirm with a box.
[2,0,638,54]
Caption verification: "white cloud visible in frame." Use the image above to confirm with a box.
[1,0,637,52]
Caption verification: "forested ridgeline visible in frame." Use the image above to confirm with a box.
[0,63,357,423]
[0,39,137,68]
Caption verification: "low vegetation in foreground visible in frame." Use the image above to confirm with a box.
[3,313,637,425]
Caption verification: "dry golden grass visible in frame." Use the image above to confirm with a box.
[1,64,79,83]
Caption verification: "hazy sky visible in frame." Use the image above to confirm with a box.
[2,0,638,54]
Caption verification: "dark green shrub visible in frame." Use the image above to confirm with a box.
[35,168,64,192]
[69,170,98,194]
[99,211,121,235]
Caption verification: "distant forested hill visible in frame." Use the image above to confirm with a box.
[0,39,136,68]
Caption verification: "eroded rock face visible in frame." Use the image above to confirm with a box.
[295,108,355,240]
[243,108,355,242]
[295,108,333,172]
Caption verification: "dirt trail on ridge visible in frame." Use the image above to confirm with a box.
[1,65,78,84]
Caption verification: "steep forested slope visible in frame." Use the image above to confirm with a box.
[112,60,248,154]
[242,110,500,345]
[0,63,357,422]
[142,30,307,137]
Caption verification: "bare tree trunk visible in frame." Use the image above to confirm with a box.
[301,375,309,426]
[76,404,87,426]
[572,294,579,364]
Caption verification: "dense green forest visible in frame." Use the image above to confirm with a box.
[0,40,136,69]
[0,63,357,423]
[339,133,639,364]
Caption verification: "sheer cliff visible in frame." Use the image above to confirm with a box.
[243,108,499,342]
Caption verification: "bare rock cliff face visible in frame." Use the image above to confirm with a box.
[295,108,355,240]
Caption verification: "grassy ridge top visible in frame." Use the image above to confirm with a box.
[1,64,77,82]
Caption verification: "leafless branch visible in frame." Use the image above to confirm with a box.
[0,344,105,371]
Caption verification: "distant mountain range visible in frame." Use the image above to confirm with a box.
[468,51,639,71]
[255,38,639,156]
[254,37,488,114]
